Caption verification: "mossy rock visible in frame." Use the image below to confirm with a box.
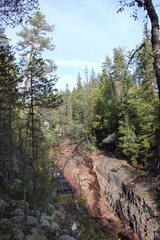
[26,233,47,240]
[0,222,24,240]
[54,194,72,204]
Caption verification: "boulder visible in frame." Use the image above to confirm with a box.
[11,215,38,225]
[11,207,23,217]
[30,228,38,234]
[0,220,24,240]
[0,218,12,233]
[26,233,47,240]
[102,132,118,144]
[51,222,59,231]
[40,218,50,227]
[10,224,25,240]
[26,216,39,225]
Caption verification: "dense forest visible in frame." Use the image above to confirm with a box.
[57,31,159,168]
[0,1,160,239]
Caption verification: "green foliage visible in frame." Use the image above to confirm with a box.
[95,76,119,133]
[77,206,110,240]
[0,44,21,180]
[0,0,39,27]
[53,194,72,204]
[10,11,62,213]
[117,1,138,20]
[17,11,54,52]
[119,114,139,165]
[129,95,159,163]
[54,70,101,143]
[1,8,159,226]
[77,193,87,206]
[54,37,159,169]
[118,28,159,166]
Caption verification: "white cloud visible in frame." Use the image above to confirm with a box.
[55,59,101,72]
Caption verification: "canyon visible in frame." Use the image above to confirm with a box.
[55,140,160,240]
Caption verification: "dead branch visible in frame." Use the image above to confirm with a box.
[62,139,85,172]
[127,42,145,70]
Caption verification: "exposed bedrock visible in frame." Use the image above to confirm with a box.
[93,157,160,240]
[56,141,160,240]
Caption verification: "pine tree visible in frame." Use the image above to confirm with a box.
[17,11,59,215]
[0,0,39,27]
[17,11,54,96]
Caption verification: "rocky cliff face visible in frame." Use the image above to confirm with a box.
[55,140,160,240]
[93,157,160,240]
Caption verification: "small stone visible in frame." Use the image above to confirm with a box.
[52,221,59,228]
[58,235,76,240]
[26,216,38,225]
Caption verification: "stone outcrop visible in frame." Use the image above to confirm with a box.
[56,140,160,240]
[93,156,160,240]
[0,196,85,240]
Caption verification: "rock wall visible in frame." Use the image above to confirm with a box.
[56,141,160,240]
[93,157,160,240]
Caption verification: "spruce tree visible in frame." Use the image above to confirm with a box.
[94,55,119,142]
[0,44,20,181]
[127,25,159,165]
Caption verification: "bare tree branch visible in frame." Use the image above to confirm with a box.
[126,43,145,69]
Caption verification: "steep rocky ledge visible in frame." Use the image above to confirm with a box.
[55,140,160,240]
[93,156,160,240]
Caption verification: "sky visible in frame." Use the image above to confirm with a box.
[6,0,160,91]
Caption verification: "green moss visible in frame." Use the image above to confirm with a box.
[77,193,87,206]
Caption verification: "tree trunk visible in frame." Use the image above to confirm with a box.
[24,36,35,93]
[8,94,13,182]
[23,154,28,222]
[31,70,36,215]
[144,0,160,170]
[109,74,113,97]
[144,0,160,100]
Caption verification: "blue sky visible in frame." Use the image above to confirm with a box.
[6,0,160,90]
